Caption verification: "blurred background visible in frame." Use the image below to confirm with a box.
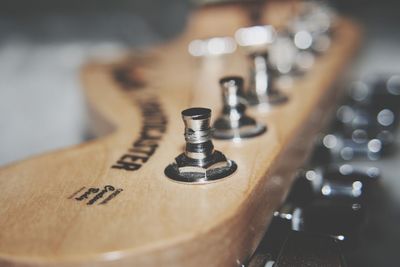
[0,1,399,266]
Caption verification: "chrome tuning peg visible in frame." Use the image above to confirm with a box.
[349,76,400,112]
[269,30,300,75]
[235,25,276,53]
[212,76,266,140]
[164,107,237,184]
[188,36,237,57]
[247,52,289,106]
[273,198,366,250]
[313,133,386,161]
[235,25,288,107]
[302,164,380,201]
[332,104,398,151]
[290,0,336,53]
[280,1,336,74]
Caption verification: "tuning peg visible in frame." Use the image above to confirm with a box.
[289,0,336,54]
[317,165,378,200]
[334,104,399,135]
[247,52,289,107]
[292,164,380,203]
[235,25,276,53]
[273,199,366,250]
[329,120,397,158]
[284,164,379,208]
[188,36,237,57]
[349,76,400,112]
[235,25,288,108]
[247,172,366,266]
[164,107,237,184]
[255,199,366,266]
[312,133,386,162]
[212,76,266,140]
[269,30,301,75]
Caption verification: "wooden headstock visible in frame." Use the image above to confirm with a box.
[0,1,360,266]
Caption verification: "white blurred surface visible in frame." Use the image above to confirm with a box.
[0,13,162,166]
[0,41,128,165]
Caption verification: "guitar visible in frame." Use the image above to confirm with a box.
[0,1,360,266]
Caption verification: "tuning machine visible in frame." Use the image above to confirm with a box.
[290,0,336,53]
[164,107,237,184]
[235,25,288,108]
[212,76,266,140]
[188,36,237,58]
[255,164,374,261]
[349,76,400,113]
[276,1,336,74]
[332,105,398,155]
[311,133,389,162]
[298,164,380,202]
[268,30,300,76]
[273,198,366,250]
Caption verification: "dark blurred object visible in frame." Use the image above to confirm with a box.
[349,75,400,111]
[309,75,400,163]
[274,200,366,249]
[289,164,380,204]
[272,231,346,267]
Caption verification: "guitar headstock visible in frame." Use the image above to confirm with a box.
[0,1,360,266]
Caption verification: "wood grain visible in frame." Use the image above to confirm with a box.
[0,3,360,267]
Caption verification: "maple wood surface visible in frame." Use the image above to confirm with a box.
[0,3,360,267]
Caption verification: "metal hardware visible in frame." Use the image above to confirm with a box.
[165,107,237,184]
[188,36,236,57]
[289,0,336,54]
[247,52,288,106]
[273,199,366,248]
[235,25,276,52]
[213,76,266,139]
[288,164,380,205]
[269,31,299,75]
[235,25,288,106]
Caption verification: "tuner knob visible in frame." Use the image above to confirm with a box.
[290,1,335,54]
[164,107,237,184]
[235,25,288,107]
[247,52,289,107]
[316,133,386,161]
[188,36,237,57]
[291,165,380,203]
[213,76,266,140]
[273,199,366,250]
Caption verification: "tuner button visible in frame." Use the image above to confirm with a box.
[212,76,266,140]
[234,25,288,107]
[274,199,366,250]
[164,107,237,184]
[188,37,237,57]
[247,52,288,107]
[290,1,335,54]
[319,133,385,161]
[235,25,276,52]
